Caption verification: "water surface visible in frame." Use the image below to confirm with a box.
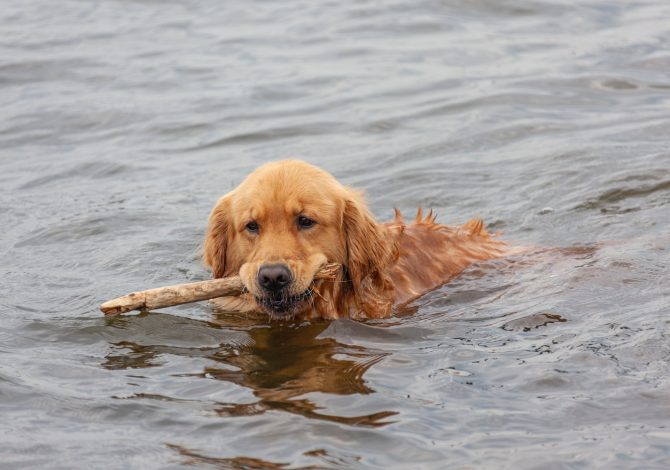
[2,0,670,468]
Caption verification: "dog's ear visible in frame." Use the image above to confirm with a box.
[343,191,395,317]
[203,195,232,278]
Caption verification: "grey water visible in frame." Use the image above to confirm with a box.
[2,0,670,468]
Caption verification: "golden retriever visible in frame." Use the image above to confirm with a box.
[204,160,510,320]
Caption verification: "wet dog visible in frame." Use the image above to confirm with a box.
[204,160,509,320]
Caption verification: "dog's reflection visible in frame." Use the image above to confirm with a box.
[103,312,396,427]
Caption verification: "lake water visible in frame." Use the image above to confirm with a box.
[2,0,670,468]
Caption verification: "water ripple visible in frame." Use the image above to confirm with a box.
[2,0,670,468]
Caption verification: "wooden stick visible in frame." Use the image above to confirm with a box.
[100,263,341,315]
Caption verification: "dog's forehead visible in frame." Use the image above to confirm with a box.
[234,178,341,221]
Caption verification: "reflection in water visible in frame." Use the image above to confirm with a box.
[166,443,321,470]
[103,314,396,427]
[104,340,164,370]
[166,444,292,470]
[167,442,364,469]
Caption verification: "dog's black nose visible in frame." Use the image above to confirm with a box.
[258,264,292,292]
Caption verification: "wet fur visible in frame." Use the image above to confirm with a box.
[204,160,509,320]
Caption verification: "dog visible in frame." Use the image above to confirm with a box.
[203,160,510,320]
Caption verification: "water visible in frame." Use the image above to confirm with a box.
[2,0,670,468]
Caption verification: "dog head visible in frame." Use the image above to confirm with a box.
[204,160,395,319]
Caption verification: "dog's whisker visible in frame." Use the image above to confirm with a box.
[311,288,326,302]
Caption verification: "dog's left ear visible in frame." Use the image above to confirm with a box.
[203,195,232,278]
[343,191,396,317]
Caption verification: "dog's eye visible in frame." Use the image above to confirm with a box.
[297,215,316,229]
[245,221,259,233]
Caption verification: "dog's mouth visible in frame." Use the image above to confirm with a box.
[255,288,313,317]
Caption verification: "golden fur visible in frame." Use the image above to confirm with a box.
[204,160,509,320]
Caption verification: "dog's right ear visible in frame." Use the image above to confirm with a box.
[343,190,396,317]
[203,195,231,278]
